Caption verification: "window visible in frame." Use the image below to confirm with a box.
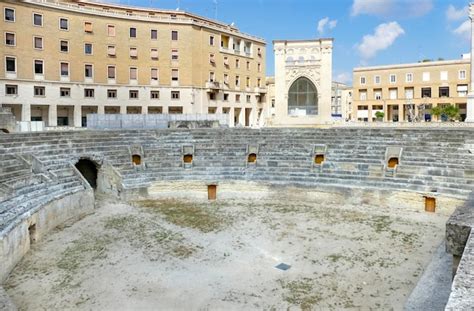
[235,75,240,87]
[257,48,262,57]
[209,93,216,100]
[84,88,95,98]
[258,63,261,72]
[5,32,15,46]
[34,36,43,49]
[129,90,138,99]
[150,90,160,99]
[236,94,241,102]
[171,91,180,99]
[5,57,15,72]
[171,69,179,81]
[389,74,396,83]
[84,43,93,55]
[34,60,43,74]
[130,67,137,80]
[171,49,179,61]
[60,62,69,76]
[359,90,367,100]
[374,89,382,100]
[60,40,68,52]
[107,25,115,37]
[224,73,229,85]
[169,106,183,114]
[209,53,215,65]
[84,22,93,33]
[457,84,468,97]
[422,72,430,82]
[209,71,215,82]
[34,86,45,96]
[33,13,42,26]
[421,87,431,98]
[84,64,93,78]
[360,76,366,85]
[236,59,240,68]
[171,30,178,41]
[246,76,250,87]
[107,65,115,79]
[224,93,229,101]
[224,56,229,67]
[130,27,137,38]
[459,70,467,80]
[150,49,159,60]
[129,47,138,58]
[246,61,250,70]
[107,89,117,98]
[151,68,158,81]
[288,77,318,116]
[374,75,380,84]
[405,87,414,99]
[60,87,70,97]
[389,88,397,100]
[107,45,116,57]
[257,78,261,87]
[4,8,15,22]
[440,71,448,81]
[209,35,214,46]
[439,87,449,97]
[59,18,68,30]
[151,29,157,40]
[5,84,17,95]
[246,95,251,103]
[406,73,413,83]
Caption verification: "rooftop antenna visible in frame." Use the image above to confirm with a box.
[213,0,218,19]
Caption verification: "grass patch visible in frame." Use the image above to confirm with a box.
[134,199,230,233]
[278,278,322,310]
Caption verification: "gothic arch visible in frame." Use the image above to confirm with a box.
[287,76,319,116]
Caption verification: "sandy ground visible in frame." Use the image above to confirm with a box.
[4,195,449,311]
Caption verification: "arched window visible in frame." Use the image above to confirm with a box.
[288,77,318,116]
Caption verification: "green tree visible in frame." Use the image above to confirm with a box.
[375,111,384,121]
[431,106,443,119]
[442,105,460,121]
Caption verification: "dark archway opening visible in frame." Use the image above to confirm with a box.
[314,154,325,165]
[75,158,99,189]
[388,157,399,168]
[183,154,193,163]
[248,153,257,163]
[132,154,142,165]
[0,128,9,133]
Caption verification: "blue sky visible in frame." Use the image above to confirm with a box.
[102,0,471,84]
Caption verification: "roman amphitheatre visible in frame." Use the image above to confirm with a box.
[0,127,473,310]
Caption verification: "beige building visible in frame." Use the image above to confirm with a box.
[353,59,469,122]
[331,81,352,121]
[0,0,266,127]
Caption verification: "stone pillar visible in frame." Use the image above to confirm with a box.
[73,105,82,127]
[398,103,404,122]
[48,104,57,127]
[467,3,474,122]
[120,105,126,114]
[142,106,148,114]
[228,107,235,127]
[368,105,373,122]
[98,105,104,115]
[21,103,31,122]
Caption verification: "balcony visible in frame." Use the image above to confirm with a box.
[206,81,221,92]
[254,86,267,94]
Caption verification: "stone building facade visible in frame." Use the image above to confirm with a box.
[0,0,266,128]
[353,59,470,122]
[270,39,333,126]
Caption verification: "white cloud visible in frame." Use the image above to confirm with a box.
[453,20,471,40]
[356,22,405,60]
[317,17,337,35]
[446,5,468,21]
[334,72,351,84]
[351,0,432,18]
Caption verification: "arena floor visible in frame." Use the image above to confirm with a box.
[5,194,450,310]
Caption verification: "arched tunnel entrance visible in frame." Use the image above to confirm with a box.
[75,159,99,189]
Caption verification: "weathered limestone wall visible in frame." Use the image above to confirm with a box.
[0,286,16,311]
[0,189,94,282]
[141,180,464,216]
[97,163,124,197]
